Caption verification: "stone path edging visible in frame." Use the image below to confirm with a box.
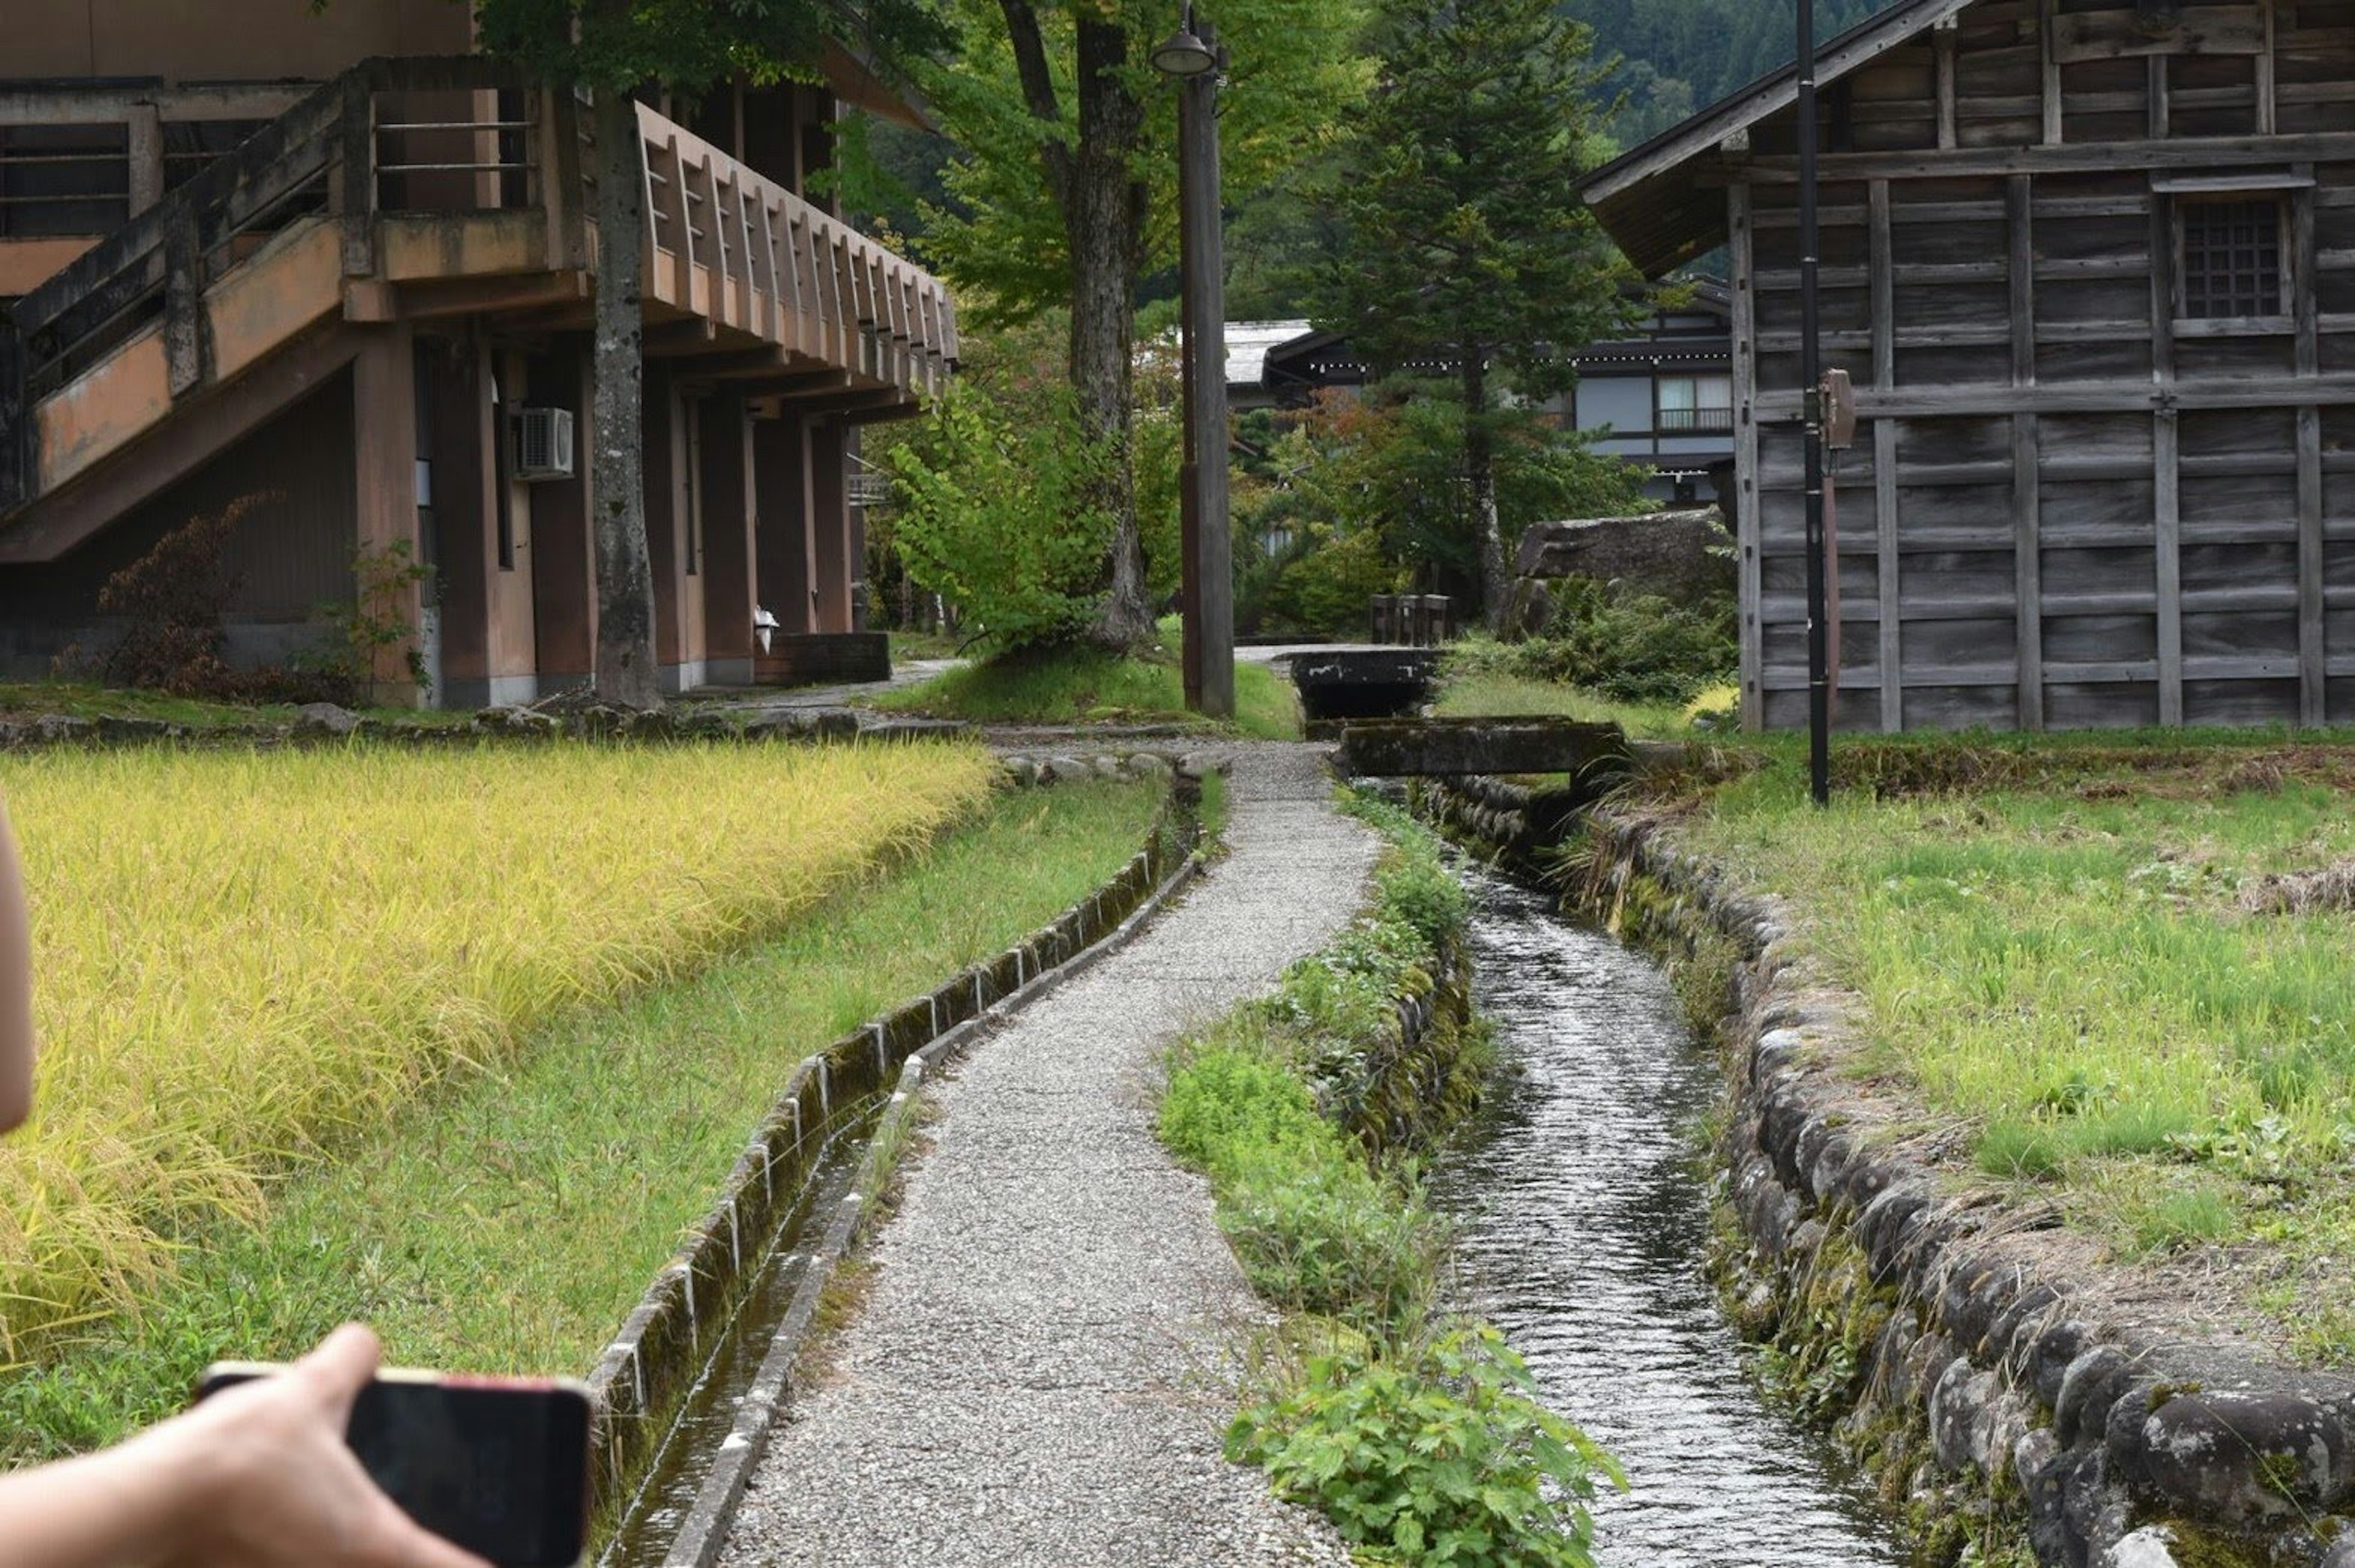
[649,819,1215,1568]
[584,770,1202,1524]
[1584,808,2355,1568]
[708,744,1371,1567]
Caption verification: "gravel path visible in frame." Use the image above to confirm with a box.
[714,744,1374,1567]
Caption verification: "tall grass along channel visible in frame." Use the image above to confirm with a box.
[1431,866,1900,1567]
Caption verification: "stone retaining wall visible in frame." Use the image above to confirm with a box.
[1417,778,2355,1568]
[582,757,1204,1521]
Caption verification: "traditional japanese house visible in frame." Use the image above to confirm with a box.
[0,2,953,704]
[1579,0,2355,732]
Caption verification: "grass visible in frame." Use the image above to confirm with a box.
[0,679,469,729]
[0,740,1000,1356]
[1430,669,1694,740]
[874,642,1301,739]
[1655,735,2355,1360]
[0,776,1163,1460]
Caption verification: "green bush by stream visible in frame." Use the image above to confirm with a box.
[1158,790,1620,1567]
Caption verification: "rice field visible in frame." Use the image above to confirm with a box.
[0,738,998,1356]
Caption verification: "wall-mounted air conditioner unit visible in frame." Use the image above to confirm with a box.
[510,407,576,481]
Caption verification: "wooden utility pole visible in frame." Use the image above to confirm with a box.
[1161,8,1234,720]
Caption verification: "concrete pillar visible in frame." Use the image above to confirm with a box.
[530,342,595,692]
[643,373,683,670]
[700,393,758,684]
[810,416,852,634]
[644,378,710,691]
[424,338,492,698]
[752,415,816,633]
[127,104,164,216]
[351,324,424,705]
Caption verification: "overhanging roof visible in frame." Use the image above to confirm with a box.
[1576,0,1975,277]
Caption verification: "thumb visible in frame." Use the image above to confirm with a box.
[294,1323,384,1423]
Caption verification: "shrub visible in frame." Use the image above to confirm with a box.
[1228,1325,1618,1568]
[96,496,261,695]
[1450,578,1736,705]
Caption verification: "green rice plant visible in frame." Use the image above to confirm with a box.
[0,739,999,1356]
[0,777,1162,1457]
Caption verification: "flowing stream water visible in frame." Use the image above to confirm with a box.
[1426,868,1903,1567]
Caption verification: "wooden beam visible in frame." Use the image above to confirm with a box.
[2148,55,2170,140]
[2258,0,2279,136]
[1871,178,1901,733]
[2009,174,2043,732]
[2040,0,2064,145]
[1755,373,2355,419]
[1743,131,2355,182]
[1935,21,1959,151]
[1730,180,1763,732]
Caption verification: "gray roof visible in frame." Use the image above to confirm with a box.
[1576,0,1972,276]
[1223,320,1313,390]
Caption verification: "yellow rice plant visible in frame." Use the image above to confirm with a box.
[0,738,997,1356]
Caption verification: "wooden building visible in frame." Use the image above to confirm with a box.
[1223,293,1737,508]
[0,2,953,705]
[1579,0,2355,732]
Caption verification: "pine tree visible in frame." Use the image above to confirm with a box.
[1314,0,1632,627]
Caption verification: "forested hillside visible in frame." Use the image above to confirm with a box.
[1564,0,1906,144]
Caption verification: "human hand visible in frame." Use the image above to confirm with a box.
[149,1325,495,1568]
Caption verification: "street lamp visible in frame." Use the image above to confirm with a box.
[1155,3,1235,721]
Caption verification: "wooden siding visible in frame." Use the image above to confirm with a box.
[1728,0,2355,731]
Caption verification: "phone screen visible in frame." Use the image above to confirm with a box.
[199,1368,592,1568]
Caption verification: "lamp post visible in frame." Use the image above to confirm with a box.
[1154,4,1235,721]
[1798,0,1832,805]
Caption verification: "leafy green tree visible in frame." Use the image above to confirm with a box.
[468,0,948,705]
[908,0,1372,648]
[877,314,1182,652]
[1313,0,1633,628]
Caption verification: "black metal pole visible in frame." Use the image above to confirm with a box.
[1799,0,1831,805]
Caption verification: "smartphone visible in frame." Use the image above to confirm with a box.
[196,1362,594,1568]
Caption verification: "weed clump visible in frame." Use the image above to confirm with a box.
[1158,790,1615,1567]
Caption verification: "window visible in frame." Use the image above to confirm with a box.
[2181,199,2283,319]
[1658,374,1734,434]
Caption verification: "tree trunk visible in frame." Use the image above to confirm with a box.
[1068,17,1154,650]
[591,83,661,709]
[1464,356,1507,633]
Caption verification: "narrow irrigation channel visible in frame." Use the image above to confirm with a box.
[1430,868,1902,1567]
[598,1100,882,1567]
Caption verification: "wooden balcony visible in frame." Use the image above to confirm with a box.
[0,57,955,560]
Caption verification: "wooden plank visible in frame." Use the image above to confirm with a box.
[1731,180,1763,732]
[2010,172,2043,730]
[2051,6,2267,63]
[2148,55,2170,140]
[1872,178,1901,732]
